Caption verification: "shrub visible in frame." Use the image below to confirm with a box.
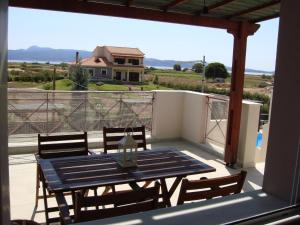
[205,62,229,79]
[70,64,88,90]
[173,64,181,71]
[153,75,159,85]
[192,63,204,73]
[43,83,52,90]
[258,82,268,88]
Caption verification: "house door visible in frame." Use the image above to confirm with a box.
[129,72,139,82]
[115,72,121,80]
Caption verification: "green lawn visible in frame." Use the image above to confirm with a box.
[148,69,203,80]
[36,79,172,91]
[8,81,40,88]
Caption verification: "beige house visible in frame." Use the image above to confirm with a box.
[70,46,145,83]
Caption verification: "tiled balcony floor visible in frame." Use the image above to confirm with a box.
[9,140,264,224]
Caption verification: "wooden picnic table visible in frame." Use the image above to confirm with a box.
[38,147,215,223]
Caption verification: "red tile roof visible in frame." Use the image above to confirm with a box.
[70,57,109,67]
[104,46,144,57]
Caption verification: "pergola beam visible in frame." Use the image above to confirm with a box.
[126,0,134,7]
[163,0,189,12]
[195,0,236,15]
[208,0,236,11]
[9,0,259,32]
[226,0,280,19]
[252,12,280,23]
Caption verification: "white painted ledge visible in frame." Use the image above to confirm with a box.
[75,191,287,225]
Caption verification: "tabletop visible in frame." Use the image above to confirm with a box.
[39,147,216,192]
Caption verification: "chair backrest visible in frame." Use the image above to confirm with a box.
[74,182,160,222]
[103,126,147,154]
[38,132,88,159]
[177,171,247,205]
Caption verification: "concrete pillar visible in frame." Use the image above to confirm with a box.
[237,101,261,168]
[263,0,300,204]
[0,0,10,223]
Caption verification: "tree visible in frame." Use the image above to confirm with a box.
[192,63,204,73]
[205,62,229,79]
[173,64,181,71]
[70,64,89,90]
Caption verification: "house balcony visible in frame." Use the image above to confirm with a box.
[8,90,273,224]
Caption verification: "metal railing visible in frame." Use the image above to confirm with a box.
[204,95,229,152]
[8,90,154,137]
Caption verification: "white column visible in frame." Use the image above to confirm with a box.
[263,0,300,203]
[127,69,130,82]
[237,101,261,168]
[140,71,144,82]
[0,0,10,223]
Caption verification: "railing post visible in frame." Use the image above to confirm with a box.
[84,92,87,131]
[46,92,49,135]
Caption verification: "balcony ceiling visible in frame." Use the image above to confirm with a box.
[96,0,280,23]
[9,0,280,30]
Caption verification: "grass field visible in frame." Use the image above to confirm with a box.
[8,62,273,93]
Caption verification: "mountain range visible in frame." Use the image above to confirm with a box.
[8,46,273,75]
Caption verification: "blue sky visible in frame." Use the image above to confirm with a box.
[8,7,279,71]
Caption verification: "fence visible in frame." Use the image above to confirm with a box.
[204,95,229,154]
[8,90,154,140]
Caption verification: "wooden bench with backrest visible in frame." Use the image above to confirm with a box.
[177,171,247,205]
[73,181,160,223]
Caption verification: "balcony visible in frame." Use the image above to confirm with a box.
[7,89,273,224]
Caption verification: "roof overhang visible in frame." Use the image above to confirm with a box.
[8,0,269,34]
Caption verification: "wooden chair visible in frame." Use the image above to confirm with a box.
[177,171,247,205]
[73,181,160,223]
[103,126,147,153]
[102,126,151,194]
[35,132,95,224]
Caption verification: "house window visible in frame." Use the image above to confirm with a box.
[101,69,107,75]
[128,59,140,65]
[129,72,140,82]
[85,68,94,76]
[114,58,125,64]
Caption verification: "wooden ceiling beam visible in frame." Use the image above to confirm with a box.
[226,0,280,19]
[195,0,236,15]
[9,0,259,33]
[163,0,189,12]
[208,0,236,11]
[252,12,280,23]
[126,0,134,7]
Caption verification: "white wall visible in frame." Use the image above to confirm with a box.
[152,91,261,168]
[152,90,184,139]
[181,91,208,144]
[237,100,261,168]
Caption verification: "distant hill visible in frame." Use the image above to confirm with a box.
[8,45,91,62]
[8,46,273,75]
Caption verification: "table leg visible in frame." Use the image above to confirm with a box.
[41,174,50,225]
[160,179,171,207]
[160,177,184,207]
